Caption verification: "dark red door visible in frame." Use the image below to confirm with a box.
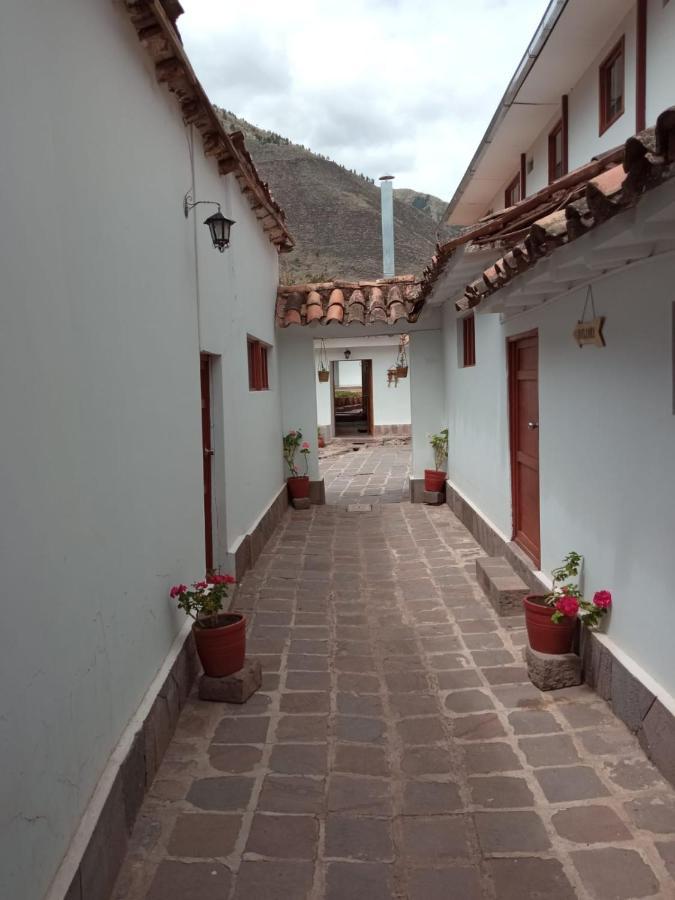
[509,332,540,566]
[361,359,374,435]
[200,355,214,572]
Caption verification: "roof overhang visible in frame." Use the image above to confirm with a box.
[446,0,635,226]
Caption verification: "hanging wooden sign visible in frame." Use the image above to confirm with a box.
[573,316,605,348]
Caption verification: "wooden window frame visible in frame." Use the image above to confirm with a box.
[599,36,625,135]
[548,119,564,183]
[504,174,520,209]
[461,314,476,368]
[247,338,270,391]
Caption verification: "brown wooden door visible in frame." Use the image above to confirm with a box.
[200,355,214,572]
[508,332,540,566]
[361,359,374,435]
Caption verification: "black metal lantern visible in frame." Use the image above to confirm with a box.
[204,210,235,252]
[183,191,235,252]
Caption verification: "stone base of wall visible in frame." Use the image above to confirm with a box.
[445,481,547,596]
[232,485,289,580]
[372,424,411,437]
[64,632,199,900]
[309,478,326,506]
[582,631,675,788]
[441,480,675,791]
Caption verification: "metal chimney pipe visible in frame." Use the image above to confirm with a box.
[379,174,395,278]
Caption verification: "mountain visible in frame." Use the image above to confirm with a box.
[216,109,454,283]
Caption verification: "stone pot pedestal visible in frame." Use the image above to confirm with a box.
[524,645,582,691]
[198,657,262,704]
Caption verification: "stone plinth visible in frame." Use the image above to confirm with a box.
[423,490,444,505]
[292,497,311,510]
[199,658,262,704]
[525,645,582,691]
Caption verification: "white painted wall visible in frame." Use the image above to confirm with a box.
[335,360,363,387]
[279,329,321,480]
[441,257,675,697]
[484,2,675,216]
[409,332,446,478]
[315,345,411,430]
[645,0,675,125]
[0,3,282,899]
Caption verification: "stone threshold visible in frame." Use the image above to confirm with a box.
[445,479,675,790]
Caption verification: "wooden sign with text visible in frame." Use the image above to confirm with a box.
[573,317,605,348]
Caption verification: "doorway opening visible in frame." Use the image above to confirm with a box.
[332,358,373,437]
[508,330,540,567]
[200,353,214,572]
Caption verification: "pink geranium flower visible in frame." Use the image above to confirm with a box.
[593,590,612,609]
[169,584,187,599]
[555,596,580,618]
[194,580,208,590]
[301,442,310,449]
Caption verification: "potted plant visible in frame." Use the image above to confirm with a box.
[395,336,408,378]
[425,428,448,492]
[387,367,399,387]
[318,427,326,449]
[283,429,311,500]
[169,574,244,677]
[524,550,613,654]
[318,339,329,382]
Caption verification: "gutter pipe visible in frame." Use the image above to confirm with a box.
[444,0,569,224]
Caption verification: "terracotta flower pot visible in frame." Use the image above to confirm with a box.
[318,369,329,382]
[193,613,246,677]
[523,594,577,654]
[424,469,446,492]
[287,475,310,500]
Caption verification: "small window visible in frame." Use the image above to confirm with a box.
[462,314,476,368]
[248,338,270,390]
[504,174,520,208]
[599,37,625,134]
[548,120,564,183]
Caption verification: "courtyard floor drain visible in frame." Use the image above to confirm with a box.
[347,502,372,512]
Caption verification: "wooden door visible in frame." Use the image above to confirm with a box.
[200,355,214,572]
[361,359,374,435]
[508,332,540,566]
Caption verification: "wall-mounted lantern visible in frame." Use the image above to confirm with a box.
[183,191,235,252]
[343,349,351,360]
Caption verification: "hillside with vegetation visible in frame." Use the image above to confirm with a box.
[217,109,456,283]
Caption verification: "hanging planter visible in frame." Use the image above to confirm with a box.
[317,338,330,382]
[395,334,409,378]
[387,366,399,388]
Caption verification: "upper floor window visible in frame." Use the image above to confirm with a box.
[599,37,625,134]
[248,338,270,391]
[504,174,520,209]
[461,314,476,368]
[548,120,564,183]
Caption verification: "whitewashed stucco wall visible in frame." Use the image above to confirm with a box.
[441,257,675,697]
[314,346,412,429]
[409,331,446,479]
[278,329,321,481]
[0,3,282,899]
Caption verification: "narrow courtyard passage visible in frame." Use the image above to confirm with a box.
[115,500,675,900]
[320,442,411,505]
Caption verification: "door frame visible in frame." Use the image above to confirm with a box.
[200,353,214,573]
[507,329,540,567]
[361,358,374,435]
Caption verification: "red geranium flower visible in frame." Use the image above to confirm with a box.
[555,596,580,618]
[593,590,612,609]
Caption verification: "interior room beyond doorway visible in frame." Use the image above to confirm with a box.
[332,358,372,436]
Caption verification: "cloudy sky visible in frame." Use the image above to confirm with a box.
[179,0,550,201]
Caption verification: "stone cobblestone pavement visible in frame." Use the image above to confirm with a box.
[114,499,675,899]
[320,444,410,505]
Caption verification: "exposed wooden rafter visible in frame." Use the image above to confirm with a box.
[123,0,294,252]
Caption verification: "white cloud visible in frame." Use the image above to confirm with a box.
[179,0,550,199]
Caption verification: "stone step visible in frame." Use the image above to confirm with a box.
[476,556,529,616]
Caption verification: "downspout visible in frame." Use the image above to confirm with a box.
[444,0,569,224]
[187,125,203,349]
